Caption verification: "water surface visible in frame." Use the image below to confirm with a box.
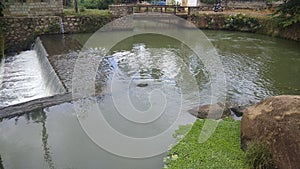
[0,31,299,169]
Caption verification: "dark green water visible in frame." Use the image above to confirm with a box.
[0,31,299,169]
[205,30,300,103]
[70,30,300,104]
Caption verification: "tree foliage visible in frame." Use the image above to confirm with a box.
[84,0,114,9]
[0,2,4,17]
[273,0,300,27]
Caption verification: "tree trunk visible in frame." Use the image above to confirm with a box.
[74,0,78,13]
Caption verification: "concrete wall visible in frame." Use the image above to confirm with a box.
[2,0,63,17]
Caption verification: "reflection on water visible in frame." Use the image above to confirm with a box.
[0,105,166,169]
[40,111,55,169]
[0,154,4,169]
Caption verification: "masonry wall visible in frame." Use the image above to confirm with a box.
[3,15,112,52]
[109,5,133,17]
[2,1,63,17]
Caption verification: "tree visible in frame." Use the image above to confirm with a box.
[272,0,300,27]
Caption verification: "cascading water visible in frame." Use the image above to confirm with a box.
[59,17,64,34]
[0,38,66,108]
[34,37,66,94]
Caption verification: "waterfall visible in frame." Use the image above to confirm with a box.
[59,17,65,34]
[34,37,66,94]
[0,37,66,108]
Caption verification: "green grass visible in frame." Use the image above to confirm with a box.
[63,8,110,16]
[245,140,274,169]
[164,118,249,169]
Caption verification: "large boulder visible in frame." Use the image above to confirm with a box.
[241,95,300,169]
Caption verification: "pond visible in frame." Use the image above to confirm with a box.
[0,30,299,169]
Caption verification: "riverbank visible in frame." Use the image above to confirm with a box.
[1,9,299,53]
[164,118,249,168]
[191,11,300,41]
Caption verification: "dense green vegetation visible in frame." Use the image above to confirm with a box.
[65,0,123,10]
[272,0,300,28]
[225,13,261,32]
[200,0,219,4]
[63,8,109,15]
[0,2,4,17]
[164,118,249,169]
[84,0,114,10]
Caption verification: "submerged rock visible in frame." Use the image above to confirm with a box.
[241,95,300,169]
[188,102,230,119]
[137,83,148,87]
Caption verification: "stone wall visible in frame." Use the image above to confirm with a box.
[2,0,63,17]
[4,17,61,52]
[3,15,112,52]
[109,5,133,17]
[62,15,112,33]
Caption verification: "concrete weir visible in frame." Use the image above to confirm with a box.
[0,37,69,119]
[34,37,66,94]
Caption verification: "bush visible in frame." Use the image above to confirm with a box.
[272,0,300,28]
[80,6,86,12]
[84,0,114,9]
[245,140,275,169]
[200,0,217,4]
[225,13,261,32]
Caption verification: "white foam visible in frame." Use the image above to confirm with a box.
[0,51,53,107]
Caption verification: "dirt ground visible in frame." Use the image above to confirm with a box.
[198,9,273,18]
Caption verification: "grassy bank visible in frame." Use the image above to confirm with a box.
[63,8,110,16]
[164,118,249,169]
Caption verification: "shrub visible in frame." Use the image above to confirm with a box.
[272,0,300,28]
[225,13,261,32]
[80,6,86,12]
[84,0,114,9]
[200,0,217,4]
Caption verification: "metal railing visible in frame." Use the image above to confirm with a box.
[133,5,200,16]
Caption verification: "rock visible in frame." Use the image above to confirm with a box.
[229,105,246,117]
[241,95,300,169]
[188,102,230,119]
[137,83,148,87]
